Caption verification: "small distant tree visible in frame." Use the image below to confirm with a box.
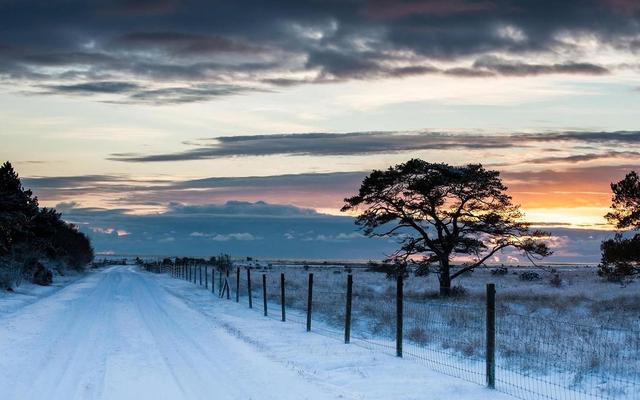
[212,253,232,273]
[342,160,551,296]
[600,171,640,280]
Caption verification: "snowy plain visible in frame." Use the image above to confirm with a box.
[0,265,510,400]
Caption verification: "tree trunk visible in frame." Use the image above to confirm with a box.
[439,258,451,296]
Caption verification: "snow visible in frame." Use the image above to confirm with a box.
[0,265,510,400]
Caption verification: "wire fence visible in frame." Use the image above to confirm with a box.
[157,263,640,400]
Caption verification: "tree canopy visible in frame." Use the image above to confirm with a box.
[0,161,94,289]
[342,159,551,295]
[600,171,640,280]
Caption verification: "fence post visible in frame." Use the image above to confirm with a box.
[345,274,353,344]
[211,268,215,293]
[280,273,286,322]
[262,274,268,316]
[396,274,403,358]
[200,266,202,286]
[236,267,240,302]
[226,268,230,300]
[247,268,253,308]
[486,283,496,389]
[205,266,208,289]
[306,273,313,331]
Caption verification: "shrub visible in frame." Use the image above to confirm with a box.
[550,273,562,288]
[598,233,640,281]
[491,266,508,276]
[407,326,429,345]
[450,285,468,298]
[519,271,542,281]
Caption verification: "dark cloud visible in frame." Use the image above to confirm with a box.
[108,130,640,162]
[42,81,141,95]
[109,131,516,162]
[112,32,261,55]
[125,84,264,104]
[469,56,610,77]
[23,171,367,210]
[0,0,635,103]
[528,130,640,143]
[37,81,262,104]
[523,151,640,165]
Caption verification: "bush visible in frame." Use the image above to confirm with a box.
[491,266,508,276]
[598,233,640,281]
[450,285,468,298]
[32,262,52,286]
[407,326,429,345]
[519,271,542,281]
[550,273,562,288]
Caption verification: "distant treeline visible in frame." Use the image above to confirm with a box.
[0,162,94,289]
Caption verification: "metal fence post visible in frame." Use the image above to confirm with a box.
[306,273,313,331]
[236,267,240,302]
[345,274,353,344]
[262,274,268,316]
[280,273,286,322]
[486,283,496,389]
[396,274,403,358]
[247,268,253,308]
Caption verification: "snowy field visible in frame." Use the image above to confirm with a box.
[0,265,511,400]
[223,262,640,400]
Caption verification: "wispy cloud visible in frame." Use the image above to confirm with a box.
[108,130,640,162]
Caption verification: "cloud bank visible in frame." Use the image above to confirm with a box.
[0,0,637,103]
[59,200,609,263]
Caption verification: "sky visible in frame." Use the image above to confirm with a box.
[1,0,640,261]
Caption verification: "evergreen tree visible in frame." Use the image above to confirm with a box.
[600,171,640,280]
[0,161,94,289]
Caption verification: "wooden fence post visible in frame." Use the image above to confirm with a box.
[280,273,286,322]
[247,268,253,308]
[211,268,215,293]
[345,274,353,344]
[199,266,202,286]
[226,268,230,300]
[486,283,496,389]
[205,266,208,289]
[236,267,240,302]
[306,273,313,331]
[262,274,268,316]
[396,274,403,358]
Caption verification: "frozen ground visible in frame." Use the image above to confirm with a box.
[0,265,509,400]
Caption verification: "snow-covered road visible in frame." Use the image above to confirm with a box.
[0,266,507,400]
